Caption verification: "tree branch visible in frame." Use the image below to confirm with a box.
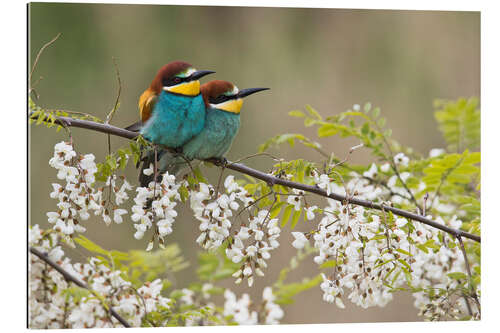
[29,247,131,328]
[29,113,481,243]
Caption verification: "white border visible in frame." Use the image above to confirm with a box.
[3,1,498,332]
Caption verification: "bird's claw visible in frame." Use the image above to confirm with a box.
[214,157,228,167]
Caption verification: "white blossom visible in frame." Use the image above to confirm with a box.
[429,148,446,158]
[142,163,154,176]
[304,205,318,220]
[223,290,258,325]
[29,226,172,328]
[394,152,409,167]
[287,189,304,211]
[291,232,308,249]
[262,287,284,324]
[131,171,180,246]
[380,163,391,173]
[363,163,378,178]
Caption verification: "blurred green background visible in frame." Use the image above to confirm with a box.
[29,3,480,324]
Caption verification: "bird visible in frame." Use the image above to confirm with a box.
[128,61,215,186]
[133,61,215,146]
[139,80,269,185]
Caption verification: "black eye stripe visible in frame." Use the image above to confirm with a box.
[162,76,188,87]
[209,94,236,104]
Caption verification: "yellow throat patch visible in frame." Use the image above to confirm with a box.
[214,98,243,114]
[164,80,200,96]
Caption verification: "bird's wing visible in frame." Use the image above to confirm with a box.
[139,88,158,123]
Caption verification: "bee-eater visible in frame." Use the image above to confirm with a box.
[139,80,269,184]
[130,61,214,187]
[137,61,215,147]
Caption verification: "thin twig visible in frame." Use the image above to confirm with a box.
[456,236,481,314]
[235,191,273,218]
[29,33,61,90]
[105,57,122,125]
[29,246,131,328]
[371,113,421,211]
[428,156,464,211]
[214,164,226,199]
[229,152,281,165]
[28,114,481,243]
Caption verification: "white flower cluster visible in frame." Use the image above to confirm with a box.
[302,169,475,315]
[106,174,133,222]
[262,286,285,324]
[29,225,171,328]
[311,169,385,202]
[175,284,223,326]
[228,208,281,287]
[223,287,283,325]
[46,142,132,244]
[223,290,257,325]
[190,176,280,286]
[309,198,394,308]
[286,189,318,221]
[190,180,238,250]
[409,216,479,319]
[131,172,181,245]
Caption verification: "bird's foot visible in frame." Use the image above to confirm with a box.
[213,157,228,167]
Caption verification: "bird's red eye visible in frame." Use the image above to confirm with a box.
[174,77,181,84]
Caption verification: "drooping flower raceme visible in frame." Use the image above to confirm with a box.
[190,175,281,286]
[29,224,172,328]
[306,169,475,317]
[46,142,132,245]
[223,287,283,325]
[131,172,181,246]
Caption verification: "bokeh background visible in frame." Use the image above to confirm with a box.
[29,3,480,324]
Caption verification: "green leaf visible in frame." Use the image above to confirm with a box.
[75,235,110,256]
[447,272,467,280]
[270,201,285,219]
[281,205,294,227]
[290,209,302,229]
[193,167,207,183]
[317,124,338,137]
[416,244,429,254]
[274,274,322,305]
[396,248,412,257]
[434,97,480,151]
[319,260,337,268]
[377,117,386,127]
[370,234,387,241]
[361,122,370,135]
[289,110,305,118]
[305,105,322,120]
[424,239,441,251]
[397,258,411,271]
[179,185,189,203]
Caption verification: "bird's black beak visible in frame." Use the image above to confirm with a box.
[238,87,270,98]
[190,70,215,80]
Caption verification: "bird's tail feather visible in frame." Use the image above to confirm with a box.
[124,121,143,132]
[138,149,191,188]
